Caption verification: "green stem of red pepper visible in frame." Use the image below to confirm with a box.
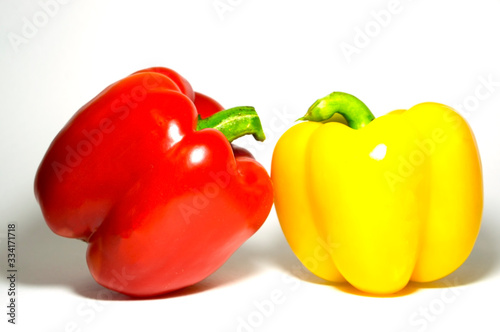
[299,92,375,129]
[196,106,266,142]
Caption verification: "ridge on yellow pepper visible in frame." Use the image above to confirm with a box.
[271,92,483,295]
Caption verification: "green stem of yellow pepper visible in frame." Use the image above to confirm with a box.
[299,92,375,129]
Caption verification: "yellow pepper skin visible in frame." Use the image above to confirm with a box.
[271,92,482,295]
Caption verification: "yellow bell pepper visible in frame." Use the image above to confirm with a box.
[271,92,483,295]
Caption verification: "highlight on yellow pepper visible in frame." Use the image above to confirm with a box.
[271,92,483,295]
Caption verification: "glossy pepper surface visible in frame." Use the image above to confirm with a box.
[271,92,482,295]
[35,67,273,297]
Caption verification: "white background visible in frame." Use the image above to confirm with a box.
[1,0,499,331]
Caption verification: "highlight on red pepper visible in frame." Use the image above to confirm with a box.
[34,67,274,297]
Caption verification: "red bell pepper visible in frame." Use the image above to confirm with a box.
[34,67,273,297]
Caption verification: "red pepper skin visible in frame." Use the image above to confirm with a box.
[34,68,273,297]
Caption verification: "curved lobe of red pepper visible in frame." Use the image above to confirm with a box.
[35,73,186,239]
[193,92,224,118]
[132,67,195,101]
[87,129,272,295]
